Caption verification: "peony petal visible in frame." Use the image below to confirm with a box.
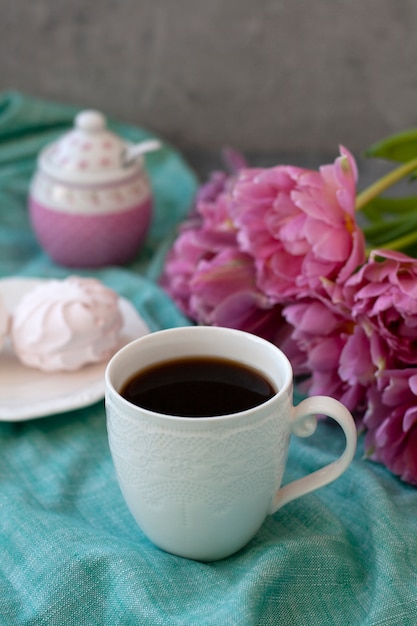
[304,220,351,261]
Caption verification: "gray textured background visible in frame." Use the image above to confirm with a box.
[1,0,416,162]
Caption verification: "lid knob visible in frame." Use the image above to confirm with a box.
[75,110,106,133]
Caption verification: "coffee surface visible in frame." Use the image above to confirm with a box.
[120,356,276,417]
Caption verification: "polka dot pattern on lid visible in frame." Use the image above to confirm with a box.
[45,110,126,175]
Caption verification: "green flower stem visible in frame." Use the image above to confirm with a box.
[355,157,417,211]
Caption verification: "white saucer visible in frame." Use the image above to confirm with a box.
[0,277,149,421]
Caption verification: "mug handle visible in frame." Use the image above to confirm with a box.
[268,396,357,514]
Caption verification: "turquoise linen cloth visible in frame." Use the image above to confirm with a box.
[1,92,417,626]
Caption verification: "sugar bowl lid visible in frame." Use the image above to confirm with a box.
[38,110,160,185]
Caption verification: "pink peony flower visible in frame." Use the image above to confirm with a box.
[364,369,417,484]
[282,297,370,414]
[230,147,365,302]
[343,249,417,366]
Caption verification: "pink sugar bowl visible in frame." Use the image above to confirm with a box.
[29,110,161,268]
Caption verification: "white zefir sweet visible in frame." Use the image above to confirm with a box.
[0,293,10,351]
[11,276,123,371]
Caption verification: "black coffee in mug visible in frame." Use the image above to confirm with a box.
[120,356,277,417]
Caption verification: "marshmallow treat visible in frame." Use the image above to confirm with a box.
[11,276,123,371]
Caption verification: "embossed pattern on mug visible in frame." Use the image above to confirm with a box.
[106,397,290,520]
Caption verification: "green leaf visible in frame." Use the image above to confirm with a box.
[363,213,417,247]
[361,196,417,220]
[364,128,417,163]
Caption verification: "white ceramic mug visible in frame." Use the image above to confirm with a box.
[105,326,357,561]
